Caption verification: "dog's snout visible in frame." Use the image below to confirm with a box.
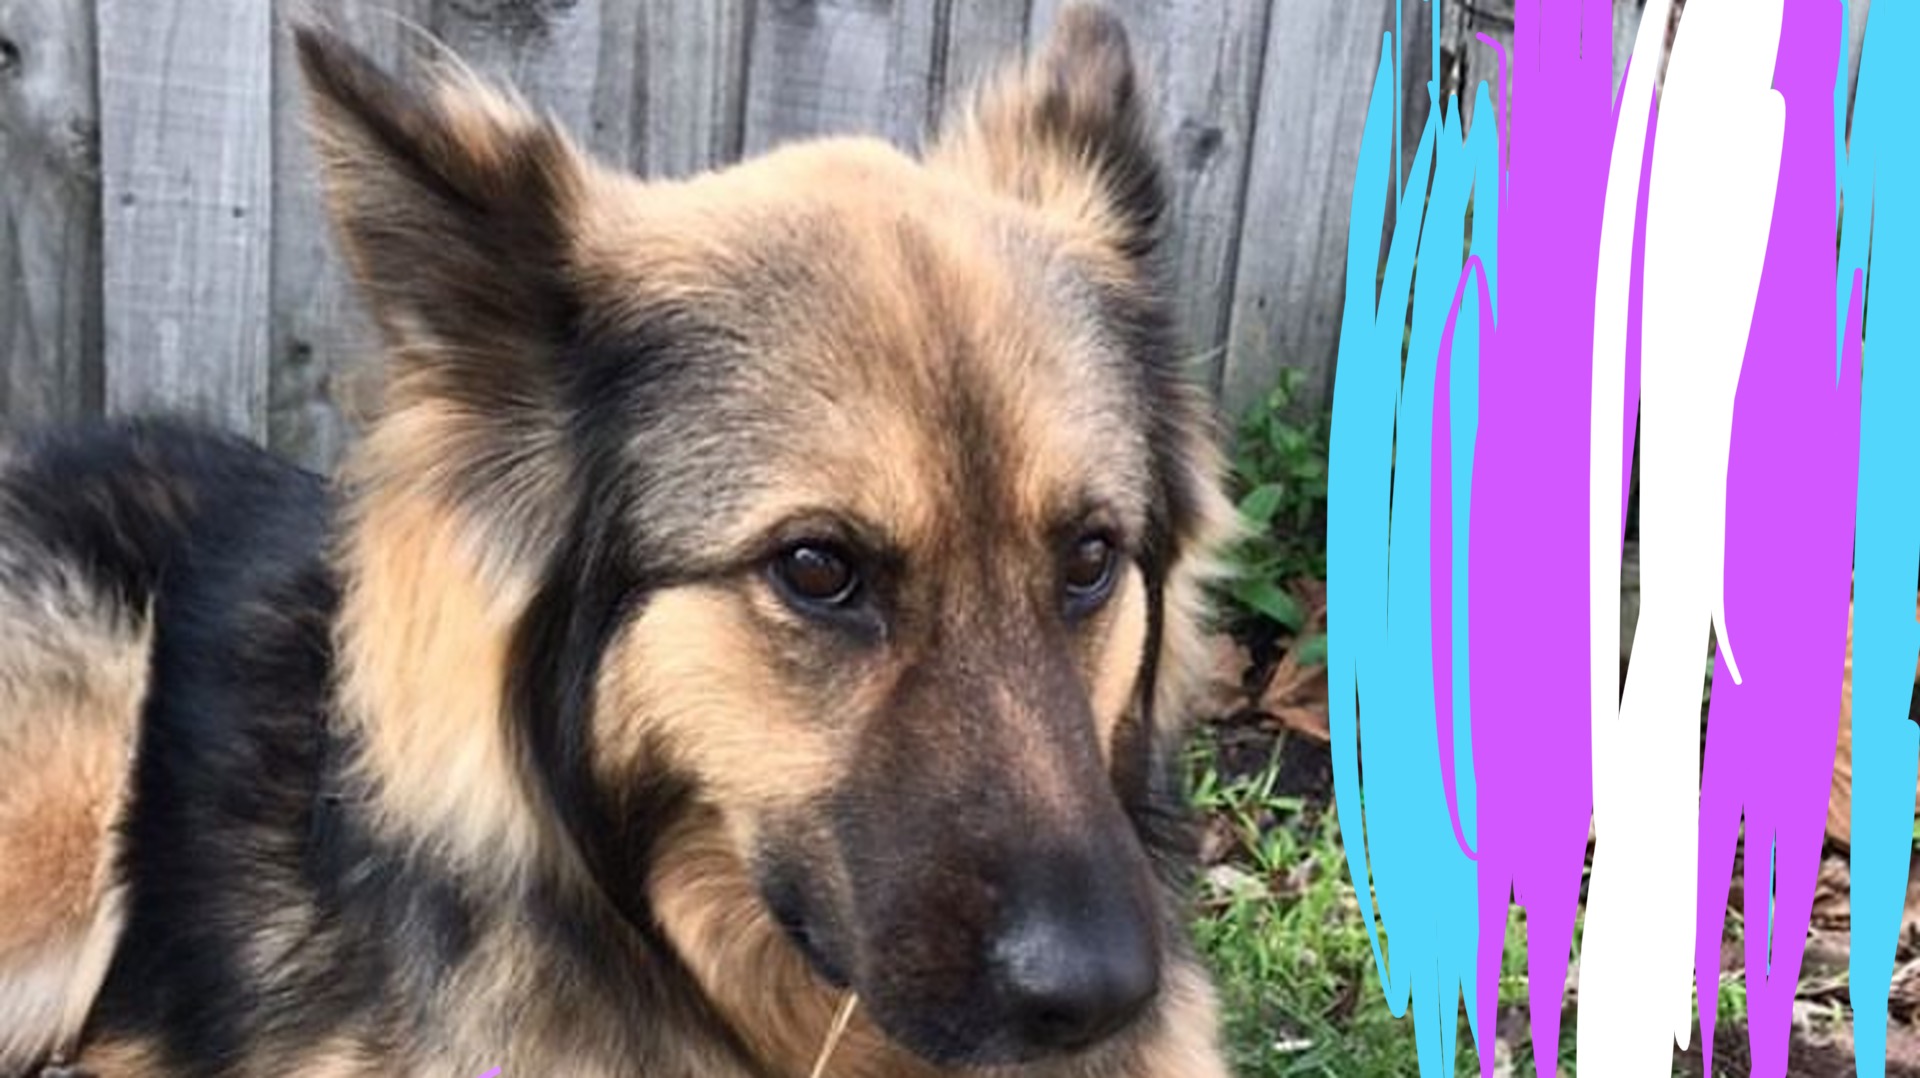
[990,864,1161,1054]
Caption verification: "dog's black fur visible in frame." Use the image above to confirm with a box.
[0,7,1235,1076]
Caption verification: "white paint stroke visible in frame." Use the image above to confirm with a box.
[1579,0,1785,1073]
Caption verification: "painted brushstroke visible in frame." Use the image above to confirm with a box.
[1330,2,1909,1074]
[1464,2,1614,1072]
[1687,1,1858,1074]
[1576,0,1668,1059]
[1846,2,1920,1074]
[1584,0,1785,1071]
[1324,2,1492,1072]
[1590,0,1670,771]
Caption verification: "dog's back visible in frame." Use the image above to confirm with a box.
[0,421,325,1073]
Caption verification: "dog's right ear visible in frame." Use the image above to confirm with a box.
[929,4,1164,263]
[293,26,589,366]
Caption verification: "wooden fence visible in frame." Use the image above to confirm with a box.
[0,0,1871,473]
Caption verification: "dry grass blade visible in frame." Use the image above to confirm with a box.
[807,993,860,1078]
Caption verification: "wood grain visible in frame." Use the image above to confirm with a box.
[0,0,102,428]
[1223,0,1394,416]
[99,0,273,440]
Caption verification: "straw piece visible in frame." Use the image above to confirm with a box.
[806,993,860,1078]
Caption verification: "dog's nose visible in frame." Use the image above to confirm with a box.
[990,872,1160,1053]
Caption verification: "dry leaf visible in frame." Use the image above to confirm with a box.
[1829,591,1920,847]
[1204,864,1265,903]
[1254,584,1330,741]
[1810,856,1850,929]
[1198,631,1253,719]
[1265,706,1330,742]
[1197,815,1237,867]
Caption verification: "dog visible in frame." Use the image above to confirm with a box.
[0,5,1237,1075]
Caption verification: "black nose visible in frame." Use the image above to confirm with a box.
[989,875,1161,1054]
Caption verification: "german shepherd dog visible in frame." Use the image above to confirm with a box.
[0,5,1237,1075]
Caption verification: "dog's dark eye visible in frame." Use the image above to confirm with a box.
[1062,534,1117,611]
[773,544,860,607]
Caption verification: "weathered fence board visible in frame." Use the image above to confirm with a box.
[1847,0,1871,142]
[1399,0,1436,184]
[1440,0,1507,134]
[98,0,273,440]
[268,0,428,471]
[741,0,938,156]
[1029,0,1271,399]
[0,0,1849,470]
[1614,0,1644,87]
[1222,0,1394,419]
[941,0,1031,114]
[0,0,101,426]
[634,0,751,177]
[432,0,640,163]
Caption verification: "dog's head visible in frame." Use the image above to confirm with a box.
[300,6,1230,1068]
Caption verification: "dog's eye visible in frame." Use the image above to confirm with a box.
[1062,533,1117,613]
[772,544,860,608]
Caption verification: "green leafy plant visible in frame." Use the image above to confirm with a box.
[1183,735,1568,1076]
[1223,368,1331,638]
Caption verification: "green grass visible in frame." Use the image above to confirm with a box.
[1184,732,1771,1077]
[1189,740,1428,1076]
[1186,738,1584,1077]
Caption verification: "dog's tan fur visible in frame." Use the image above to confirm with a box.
[0,519,148,1073]
[0,7,1236,1075]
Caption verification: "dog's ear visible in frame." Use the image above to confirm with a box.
[293,25,588,366]
[298,30,605,874]
[930,3,1164,261]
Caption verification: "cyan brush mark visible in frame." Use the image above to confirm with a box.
[1434,253,1488,869]
[1691,2,1859,1074]
[1324,2,1492,1071]
[1435,43,1503,873]
[1388,61,1499,1077]
[1845,1,1920,1074]
[1325,38,1402,1061]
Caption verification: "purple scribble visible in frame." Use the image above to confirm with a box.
[1692,4,1861,1075]
[1467,2,1617,1073]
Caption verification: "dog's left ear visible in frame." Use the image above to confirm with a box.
[293,24,589,365]
[930,3,1164,261]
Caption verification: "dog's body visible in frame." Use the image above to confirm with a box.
[0,8,1235,1076]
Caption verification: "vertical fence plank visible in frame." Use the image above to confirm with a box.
[1222,0,1394,418]
[1400,0,1435,183]
[271,0,648,473]
[635,0,751,178]
[1613,0,1644,88]
[0,0,101,428]
[939,0,1029,111]
[740,0,942,156]
[26,2,1698,448]
[268,0,429,473]
[1439,0,1509,132]
[1846,0,1870,138]
[1029,0,1272,399]
[98,0,272,440]
[432,0,638,164]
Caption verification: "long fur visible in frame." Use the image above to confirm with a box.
[0,7,1236,1076]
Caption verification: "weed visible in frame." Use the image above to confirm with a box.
[1222,369,1330,641]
